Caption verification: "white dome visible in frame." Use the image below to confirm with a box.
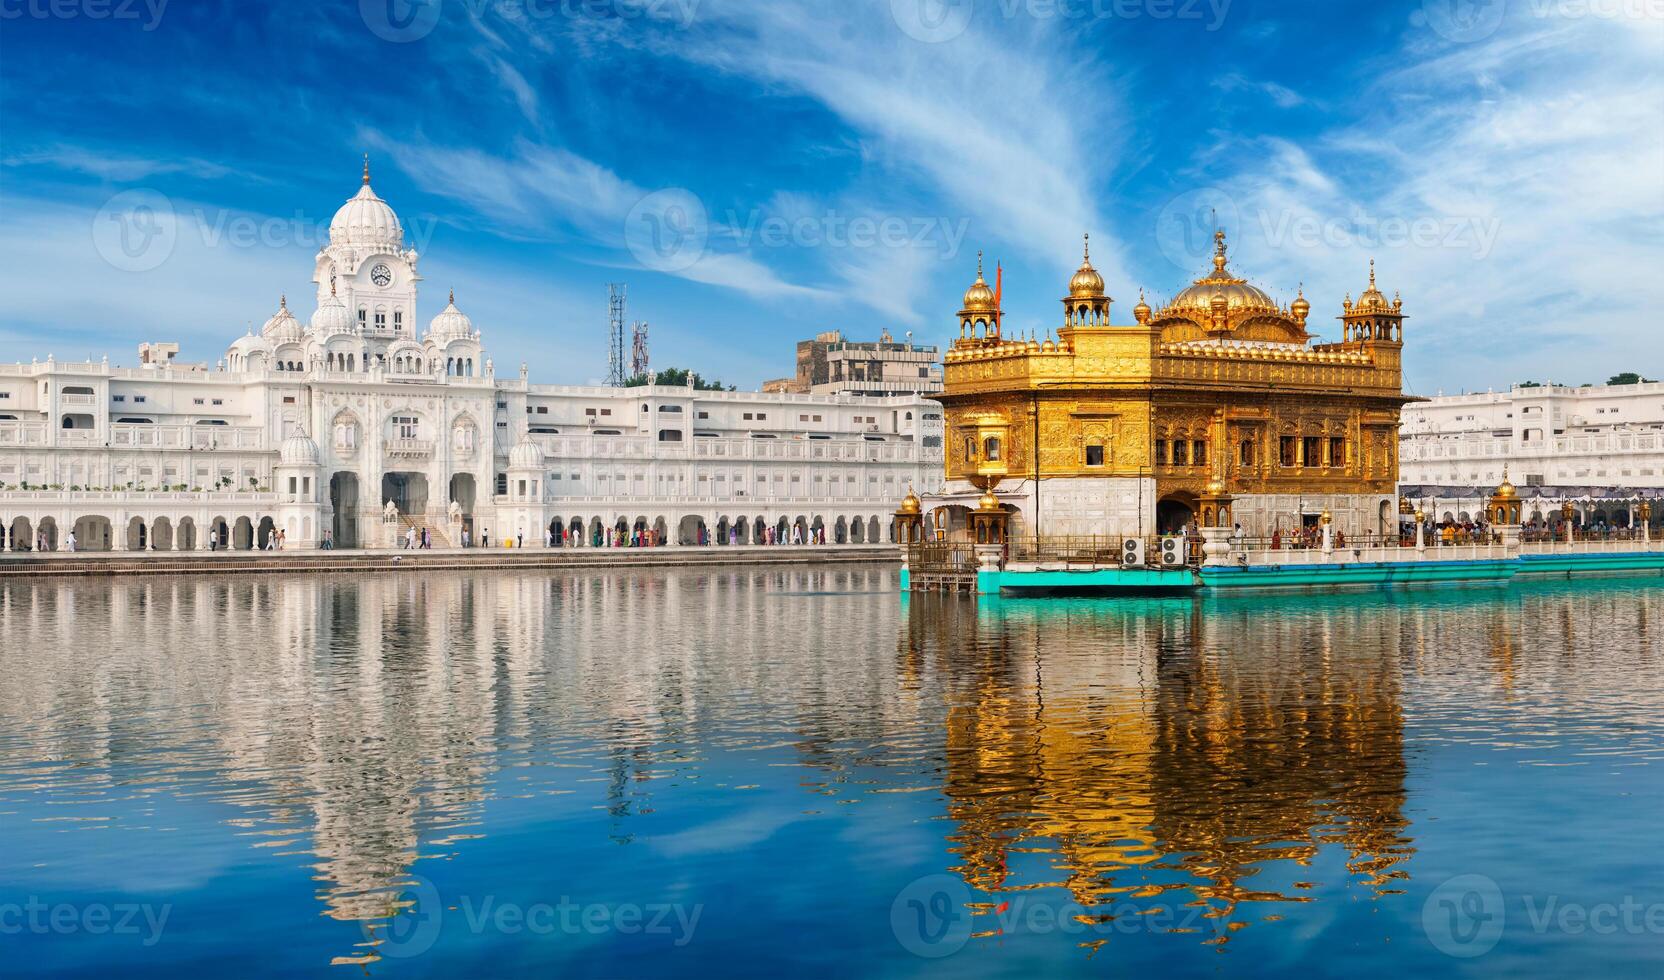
[311,289,353,336]
[227,332,273,357]
[329,181,403,250]
[261,296,305,342]
[280,432,320,466]
[509,436,545,469]
[427,290,475,341]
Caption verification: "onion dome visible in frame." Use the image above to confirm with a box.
[426,289,475,341]
[1492,469,1519,501]
[1133,289,1152,324]
[1067,233,1105,298]
[509,435,545,469]
[311,280,353,336]
[227,331,273,359]
[961,252,997,313]
[1166,229,1279,317]
[1399,496,1414,515]
[328,157,404,249]
[279,431,321,466]
[261,295,305,342]
[1291,284,1311,323]
[897,488,922,515]
[1354,259,1392,312]
[977,491,1000,512]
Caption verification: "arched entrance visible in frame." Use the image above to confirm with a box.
[834,516,848,544]
[126,517,147,551]
[9,517,31,552]
[73,515,113,551]
[1377,500,1393,537]
[151,517,174,551]
[257,517,277,549]
[330,472,360,548]
[37,517,58,551]
[450,473,477,540]
[177,517,197,551]
[678,515,705,546]
[382,472,428,517]
[1156,496,1195,534]
[233,516,254,550]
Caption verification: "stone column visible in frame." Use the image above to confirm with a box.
[1498,524,1523,557]
[1200,526,1235,566]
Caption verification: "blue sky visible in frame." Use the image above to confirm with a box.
[0,0,1659,393]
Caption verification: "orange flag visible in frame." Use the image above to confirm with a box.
[994,262,1003,329]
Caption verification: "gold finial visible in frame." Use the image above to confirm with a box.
[1369,258,1376,290]
[1083,232,1090,262]
[977,250,985,279]
[1212,227,1228,274]
[363,153,371,185]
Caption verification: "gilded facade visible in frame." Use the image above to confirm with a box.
[926,232,1414,539]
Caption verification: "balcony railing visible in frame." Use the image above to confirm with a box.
[386,438,435,458]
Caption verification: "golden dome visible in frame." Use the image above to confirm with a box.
[1354,259,1392,312]
[1204,479,1226,497]
[1164,229,1279,317]
[1067,233,1105,298]
[1291,285,1311,321]
[898,487,922,515]
[977,491,1000,512]
[1399,496,1414,515]
[962,252,997,313]
[1133,288,1151,324]
[1491,468,1519,501]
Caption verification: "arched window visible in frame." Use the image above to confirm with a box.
[984,438,1001,462]
[964,437,976,461]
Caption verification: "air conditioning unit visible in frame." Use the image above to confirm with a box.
[1160,536,1185,566]
[1121,538,1145,567]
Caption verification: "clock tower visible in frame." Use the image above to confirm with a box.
[314,159,423,351]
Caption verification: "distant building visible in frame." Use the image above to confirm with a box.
[779,330,943,397]
[1399,381,1664,528]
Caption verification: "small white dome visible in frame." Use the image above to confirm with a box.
[227,332,273,357]
[261,296,305,342]
[329,181,403,250]
[509,436,544,469]
[280,432,320,466]
[311,289,353,336]
[427,290,475,341]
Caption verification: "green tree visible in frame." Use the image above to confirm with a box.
[1607,372,1655,386]
[625,367,733,391]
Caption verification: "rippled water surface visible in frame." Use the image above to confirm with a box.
[2,567,1662,977]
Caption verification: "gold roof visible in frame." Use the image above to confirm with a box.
[1067,233,1105,299]
[1161,229,1279,317]
[898,487,922,515]
[962,252,997,314]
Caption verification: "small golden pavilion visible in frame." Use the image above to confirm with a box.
[915,231,1414,541]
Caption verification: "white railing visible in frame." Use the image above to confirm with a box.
[0,490,276,504]
[1237,543,1511,565]
[59,393,98,407]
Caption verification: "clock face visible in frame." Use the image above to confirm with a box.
[370,264,393,288]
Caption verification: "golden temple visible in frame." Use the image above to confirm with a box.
[922,231,1415,540]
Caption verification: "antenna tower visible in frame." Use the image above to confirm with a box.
[630,321,650,380]
[607,284,627,387]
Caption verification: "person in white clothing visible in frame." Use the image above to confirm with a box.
[65,531,77,552]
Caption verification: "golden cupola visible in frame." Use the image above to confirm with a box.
[1063,233,1110,326]
[961,252,997,314]
[1341,259,1405,343]
[1133,288,1152,325]
[1150,228,1305,343]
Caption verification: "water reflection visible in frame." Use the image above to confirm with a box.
[0,570,1661,971]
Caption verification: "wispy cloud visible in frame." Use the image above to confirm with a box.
[3,145,241,183]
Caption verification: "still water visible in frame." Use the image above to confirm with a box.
[1,567,1661,977]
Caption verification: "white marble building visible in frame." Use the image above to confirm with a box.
[1399,381,1664,528]
[0,174,944,552]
